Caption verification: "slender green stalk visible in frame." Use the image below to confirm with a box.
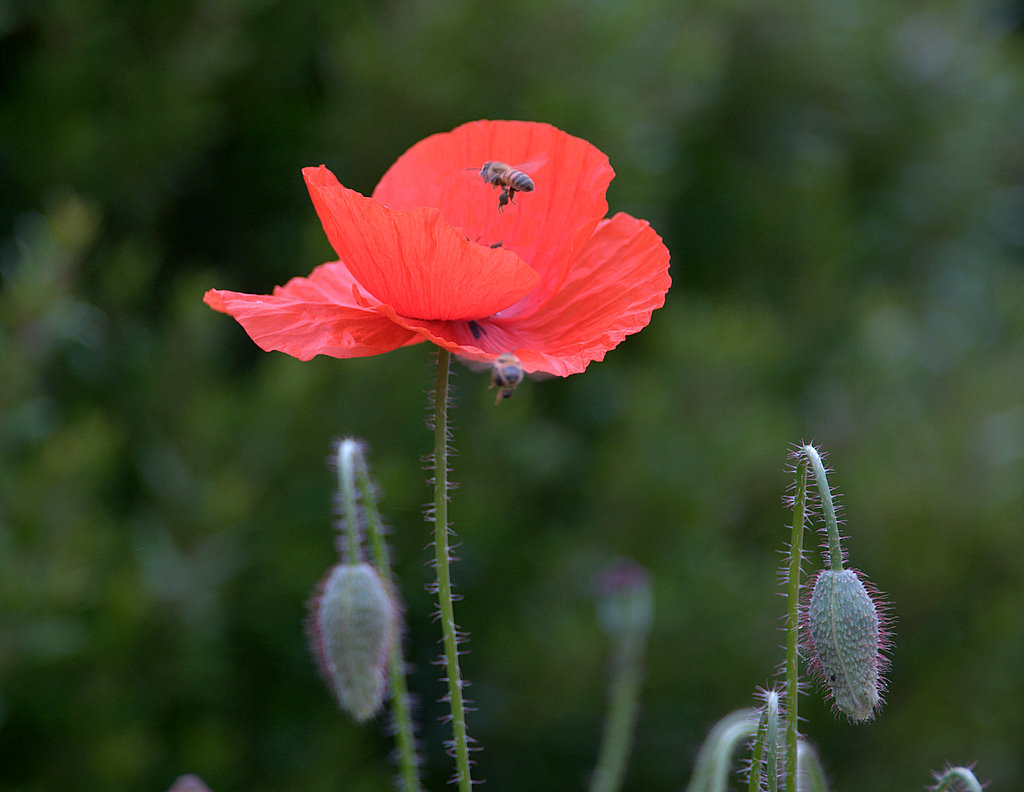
[683,709,759,792]
[589,636,644,792]
[748,710,767,792]
[796,742,829,792]
[784,455,808,792]
[932,766,984,792]
[336,440,362,565]
[764,691,780,792]
[801,445,843,571]
[431,349,474,792]
[353,447,421,792]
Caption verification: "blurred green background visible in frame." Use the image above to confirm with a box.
[3,0,1024,790]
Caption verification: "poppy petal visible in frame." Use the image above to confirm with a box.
[491,213,671,374]
[372,120,614,297]
[206,123,672,376]
[203,263,422,361]
[341,307,589,378]
[303,165,540,321]
[346,213,670,377]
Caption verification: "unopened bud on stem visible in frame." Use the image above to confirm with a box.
[805,567,889,722]
[594,558,654,642]
[310,562,397,722]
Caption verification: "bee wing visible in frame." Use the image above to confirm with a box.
[511,155,548,176]
[464,156,548,176]
[454,354,552,382]
[455,354,493,374]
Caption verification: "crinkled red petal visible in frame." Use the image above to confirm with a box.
[206,123,672,374]
[203,263,422,361]
[303,165,539,321]
[346,212,671,377]
[371,120,614,306]
[494,212,670,363]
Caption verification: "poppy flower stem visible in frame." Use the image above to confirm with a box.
[336,439,363,566]
[347,441,422,792]
[430,348,475,792]
[783,451,809,792]
[800,444,844,571]
[590,560,652,792]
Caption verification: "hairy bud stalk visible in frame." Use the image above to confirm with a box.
[795,444,893,723]
[589,559,653,792]
[310,562,397,722]
[805,568,887,722]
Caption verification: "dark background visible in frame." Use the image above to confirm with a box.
[2,0,1024,790]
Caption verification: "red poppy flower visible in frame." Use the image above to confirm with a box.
[204,120,671,377]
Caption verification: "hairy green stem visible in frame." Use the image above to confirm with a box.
[431,349,474,792]
[336,440,362,565]
[748,710,767,792]
[932,766,984,792]
[801,445,843,571]
[796,742,829,792]
[352,446,421,792]
[765,691,779,792]
[784,454,808,792]
[589,636,644,792]
[683,709,759,792]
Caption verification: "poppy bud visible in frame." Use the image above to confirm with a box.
[593,558,654,641]
[310,562,397,722]
[166,775,212,792]
[805,568,889,722]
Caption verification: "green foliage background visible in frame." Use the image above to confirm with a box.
[3,0,1024,790]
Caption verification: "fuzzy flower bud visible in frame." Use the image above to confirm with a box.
[594,558,654,641]
[309,562,397,722]
[805,568,890,722]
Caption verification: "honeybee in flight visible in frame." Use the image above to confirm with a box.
[490,353,525,403]
[472,159,543,212]
[456,351,532,403]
